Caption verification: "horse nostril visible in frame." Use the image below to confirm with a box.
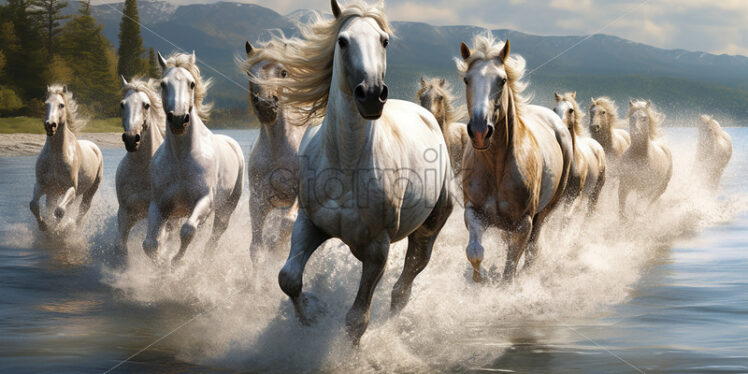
[354,85,366,101]
[379,85,388,101]
[272,95,279,103]
[122,133,126,142]
[167,112,174,122]
[134,134,141,142]
[485,125,494,139]
[183,114,190,123]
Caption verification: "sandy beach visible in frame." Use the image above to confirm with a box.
[0,133,123,157]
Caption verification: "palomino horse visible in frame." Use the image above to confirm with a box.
[553,92,606,214]
[115,76,165,255]
[696,114,732,189]
[618,100,672,218]
[588,96,631,171]
[241,41,309,261]
[249,0,453,344]
[30,84,103,233]
[417,77,469,176]
[458,34,572,282]
[143,52,245,265]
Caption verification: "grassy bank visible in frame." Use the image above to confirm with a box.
[0,117,121,134]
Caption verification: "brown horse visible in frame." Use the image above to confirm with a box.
[458,34,572,282]
[588,97,631,172]
[416,76,469,176]
[554,92,606,215]
[696,114,732,189]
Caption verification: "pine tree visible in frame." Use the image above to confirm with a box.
[0,0,48,102]
[29,0,69,59]
[146,47,160,78]
[58,0,119,116]
[117,0,145,79]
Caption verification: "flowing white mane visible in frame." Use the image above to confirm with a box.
[46,84,87,132]
[162,53,213,121]
[245,0,392,120]
[122,77,166,136]
[628,99,664,139]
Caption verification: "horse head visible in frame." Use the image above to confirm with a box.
[245,41,286,125]
[44,85,69,137]
[417,77,448,127]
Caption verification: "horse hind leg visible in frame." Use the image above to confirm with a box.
[278,210,330,325]
[503,215,532,281]
[391,187,453,313]
[75,164,103,227]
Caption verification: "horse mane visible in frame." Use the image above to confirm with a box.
[122,76,166,137]
[556,92,588,137]
[246,0,392,120]
[590,96,625,129]
[455,32,530,117]
[46,84,87,132]
[416,77,468,126]
[699,114,721,132]
[628,99,664,139]
[163,52,212,121]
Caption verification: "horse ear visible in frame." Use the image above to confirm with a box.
[62,84,68,93]
[419,76,426,86]
[438,78,446,87]
[571,91,576,99]
[245,41,253,56]
[460,42,471,60]
[331,0,341,18]
[190,51,196,64]
[646,100,652,108]
[120,75,128,87]
[554,92,561,101]
[628,99,634,108]
[157,51,167,70]
[590,97,595,106]
[498,39,511,64]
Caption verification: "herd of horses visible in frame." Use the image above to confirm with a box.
[28,0,733,344]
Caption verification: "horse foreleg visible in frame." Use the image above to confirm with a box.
[54,187,76,220]
[143,201,166,261]
[391,183,452,313]
[248,195,271,263]
[346,234,390,346]
[618,183,631,221]
[278,210,329,325]
[465,203,488,282]
[502,215,532,282]
[172,194,213,265]
[29,183,47,231]
[116,208,137,257]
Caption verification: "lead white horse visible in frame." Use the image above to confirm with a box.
[30,84,103,233]
[554,92,606,215]
[618,100,672,218]
[142,52,245,265]
[696,114,732,189]
[250,0,453,345]
[115,76,165,255]
[240,41,310,261]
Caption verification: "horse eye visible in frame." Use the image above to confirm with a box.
[463,77,468,84]
[382,39,389,48]
[569,108,574,113]
[190,81,195,89]
[281,70,287,78]
[600,110,606,114]
[160,82,166,90]
[338,37,348,49]
[144,103,150,110]
[59,103,64,109]
[500,78,507,85]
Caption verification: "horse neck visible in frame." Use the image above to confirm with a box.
[259,110,293,156]
[321,70,370,170]
[165,108,209,158]
[629,132,651,157]
[138,111,165,161]
[46,124,76,153]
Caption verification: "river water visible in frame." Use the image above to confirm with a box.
[0,128,746,373]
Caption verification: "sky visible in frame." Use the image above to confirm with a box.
[101,0,748,57]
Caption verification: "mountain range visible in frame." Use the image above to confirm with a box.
[72,0,748,123]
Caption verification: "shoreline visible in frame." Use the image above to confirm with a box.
[0,133,123,157]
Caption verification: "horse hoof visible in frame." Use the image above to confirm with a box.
[472,268,484,283]
[294,292,327,326]
[54,207,65,218]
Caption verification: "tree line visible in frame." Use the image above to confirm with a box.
[0,0,159,118]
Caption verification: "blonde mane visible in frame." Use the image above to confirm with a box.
[455,33,530,116]
[46,84,87,132]
[556,92,588,137]
[628,99,664,139]
[416,77,467,127]
[590,96,625,130]
[122,77,166,136]
[163,53,212,121]
[246,0,392,120]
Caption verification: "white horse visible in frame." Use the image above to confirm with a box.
[458,34,572,282]
[618,100,672,218]
[30,84,103,233]
[115,76,165,255]
[240,41,310,261]
[696,114,732,189]
[249,0,453,345]
[553,92,606,215]
[142,52,245,265]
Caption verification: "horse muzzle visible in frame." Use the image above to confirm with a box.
[167,110,191,135]
[354,83,388,120]
[467,121,494,151]
[122,132,141,152]
[44,121,57,136]
[252,94,279,124]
